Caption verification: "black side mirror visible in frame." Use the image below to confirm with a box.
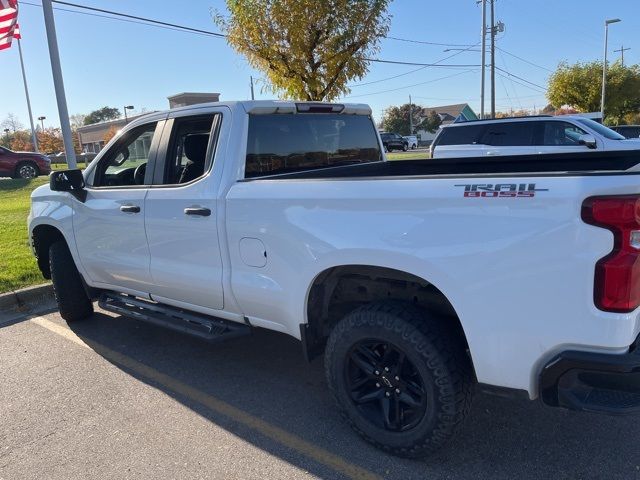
[49,169,86,201]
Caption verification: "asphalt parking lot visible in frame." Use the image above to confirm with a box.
[2,303,640,480]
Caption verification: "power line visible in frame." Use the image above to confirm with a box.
[366,58,479,67]
[20,0,225,37]
[344,69,477,98]
[498,49,523,110]
[494,66,546,90]
[496,47,553,73]
[22,1,482,78]
[350,42,480,87]
[385,36,475,48]
[51,0,226,37]
[495,71,545,93]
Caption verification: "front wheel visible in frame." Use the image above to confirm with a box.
[14,161,39,179]
[325,301,473,458]
[402,143,408,151]
[50,241,93,322]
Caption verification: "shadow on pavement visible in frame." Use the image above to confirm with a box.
[66,310,640,480]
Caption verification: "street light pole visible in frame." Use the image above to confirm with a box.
[124,105,134,123]
[601,18,621,121]
[38,116,46,130]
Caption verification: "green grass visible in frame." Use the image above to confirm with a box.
[0,177,49,293]
[51,162,89,170]
[386,151,430,161]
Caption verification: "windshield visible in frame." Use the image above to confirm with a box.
[574,118,626,140]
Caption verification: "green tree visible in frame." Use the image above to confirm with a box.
[215,0,390,101]
[547,61,640,123]
[381,104,441,135]
[84,106,121,125]
[420,109,442,134]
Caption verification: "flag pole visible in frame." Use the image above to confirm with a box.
[16,38,38,153]
[41,0,76,169]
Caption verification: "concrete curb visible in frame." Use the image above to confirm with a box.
[0,283,54,312]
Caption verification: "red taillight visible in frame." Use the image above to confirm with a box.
[582,195,640,313]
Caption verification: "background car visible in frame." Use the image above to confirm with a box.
[0,146,51,178]
[403,135,418,149]
[380,132,408,152]
[430,115,640,158]
[611,125,640,139]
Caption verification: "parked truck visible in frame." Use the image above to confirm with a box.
[29,101,640,457]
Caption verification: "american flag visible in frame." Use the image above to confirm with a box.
[0,0,20,51]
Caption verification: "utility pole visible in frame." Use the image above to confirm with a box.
[42,0,77,169]
[480,0,486,119]
[409,95,413,134]
[614,45,631,66]
[490,0,496,118]
[250,76,255,100]
[16,39,39,153]
[601,18,622,121]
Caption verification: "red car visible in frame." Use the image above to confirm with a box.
[0,146,51,179]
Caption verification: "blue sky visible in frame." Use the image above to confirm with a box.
[1,0,639,128]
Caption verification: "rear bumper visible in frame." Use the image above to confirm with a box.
[540,334,640,415]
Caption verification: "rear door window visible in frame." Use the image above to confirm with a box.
[480,122,535,146]
[245,114,382,178]
[435,125,486,146]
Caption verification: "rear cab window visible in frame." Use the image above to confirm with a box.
[244,114,382,178]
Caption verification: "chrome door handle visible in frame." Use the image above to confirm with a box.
[184,207,211,217]
[120,205,140,213]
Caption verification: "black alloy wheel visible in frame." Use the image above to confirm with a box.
[345,339,428,432]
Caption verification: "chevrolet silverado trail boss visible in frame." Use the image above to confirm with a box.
[29,101,640,458]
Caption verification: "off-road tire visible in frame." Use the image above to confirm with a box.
[49,240,93,322]
[325,301,473,458]
[14,161,39,179]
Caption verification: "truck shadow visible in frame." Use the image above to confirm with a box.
[67,310,640,480]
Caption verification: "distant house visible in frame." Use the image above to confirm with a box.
[77,92,221,154]
[415,103,478,145]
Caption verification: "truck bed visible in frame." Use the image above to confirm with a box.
[242,150,640,181]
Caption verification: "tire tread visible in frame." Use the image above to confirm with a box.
[49,241,93,322]
[324,301,473,458]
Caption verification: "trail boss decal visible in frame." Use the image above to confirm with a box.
[454,183,548,198]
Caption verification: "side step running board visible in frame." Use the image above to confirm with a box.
[99,292,251,343]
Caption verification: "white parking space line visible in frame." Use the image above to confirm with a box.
[29,315,382,480]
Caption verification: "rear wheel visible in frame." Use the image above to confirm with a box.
[325,301,473,458]
[49,241,93,322]
[402,143,408,151]
[14,161,39,179]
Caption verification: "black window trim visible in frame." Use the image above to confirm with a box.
[149,112,222,188]
[86,120,165,190]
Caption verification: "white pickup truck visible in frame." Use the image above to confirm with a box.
[29,101,640,458]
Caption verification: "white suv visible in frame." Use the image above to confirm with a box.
[431,115,640,158]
